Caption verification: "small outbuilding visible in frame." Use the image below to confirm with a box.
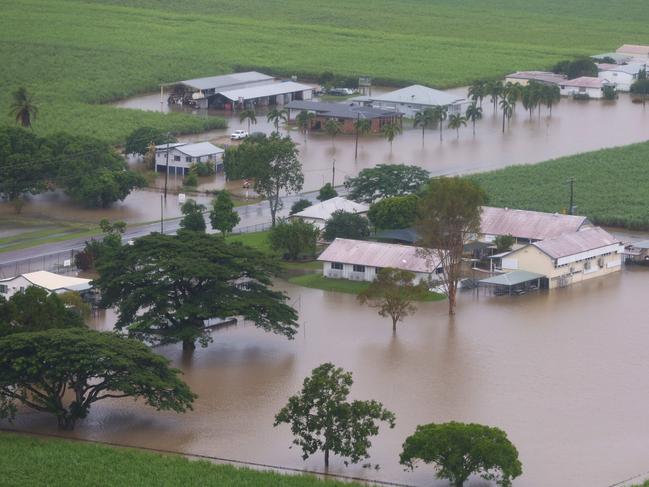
[155,142,224,175]
[0,271,92,299]
[624,240,649,264]
[559,77,608,99]
[318,238,442,283]
[351,84,465,117]
[616,44,649,60]
[504,71,567,86]
[597,63,648,92]
[291,197,369,230]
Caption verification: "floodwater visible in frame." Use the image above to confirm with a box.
[9,268,649,486]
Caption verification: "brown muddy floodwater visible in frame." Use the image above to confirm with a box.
[8,268,649,486]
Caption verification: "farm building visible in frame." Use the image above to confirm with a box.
[498,227,623,289]
[616,44,649,60]
[597,63,648,92]
[504,71,567,86]
[351,85,465,116]
[318,238,442,283]
[592,52,635,65]
[164,71,312,110]
[285,101,403,134]
[624,240,649,264]
[558,77,608,98]
[291,197,369,230]
[0,271,92,299]
[155,142,224,175]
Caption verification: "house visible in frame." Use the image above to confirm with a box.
[624,240,649,264]
[597,63,648,92]
[0,271,92,299]
[616,44,649,60]
[318,238,442,283]
[499,227,623,289]
[559,77,608,99]
[504,71,567,86]
[164,71,312,110]
[285,101,403,134]
[291,197,369,230]
[155,142,224,175]
[351,84,465,116]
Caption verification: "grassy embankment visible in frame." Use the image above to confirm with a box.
[0,432,358,487]
[471,141,649,230]
[2,0,649,142]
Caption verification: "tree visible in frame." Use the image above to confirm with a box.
[125,127,175,156]
[353,117,371,160]
[239,108,257,132]
[400,422,523,487]
[465,103,483,136]
[267,108,288,133]
[269,219,318,260]
[209,191,240,236]
[94,232,299,351]
[0,287,84,337]
[252,134,304,227]
[357,268,428,333]
[323,210,370,241]
[494,234,515,253]
[416,177,485,315]
[317,183,338,201]
[432,105,448,142]
[295,111,315,142]
[631,79,649,106]
[414,108,435,145]
[553,58,598,79]
[290,198,312,215]
[344,164,430,203]
[488,80,504,113]
[324,119,343,150]
[381,121,402,152]
[467,80,487,108]
[447,114,467,139]
[179,199,206,233]
[367,194,419,230]
[9,87,38,128]
[0,329,195,430]
[274,363,395,467]
[499,98,513,133]
[75,219,126,271]
[541,84,561,115]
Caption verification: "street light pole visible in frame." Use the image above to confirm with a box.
[331,158,336,186]
[567,177,575,215]
[164,134,170,199]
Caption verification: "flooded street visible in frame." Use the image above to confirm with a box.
[9,268,649,486]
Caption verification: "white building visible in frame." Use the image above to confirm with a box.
[291,197,369,230]
[597,63,648,92]
[504,71,567,86]
[616,44,649,61]
[0,271,92,299]
[318,238,442,283]
[558,77,608,99]
[352,84,465,116]
[155,142,224,176]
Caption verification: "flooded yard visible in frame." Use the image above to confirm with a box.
[9,267,649,486]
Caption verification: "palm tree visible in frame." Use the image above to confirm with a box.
[488,80,503,113]
[239,108,257,133]
[468,80,487,108]
[432,105,448,142]
[353,116,371,160]
[10,87,38,128]
[381,122,402,153]
[499,98,513,133]
[296,111,315,142]
[324,119,343,150]
[465,102,483,136]
[413,108,435,145]
[542,84,561,116]
[503,82,522,113]
[266,107,288,133]
[447,114,467,139]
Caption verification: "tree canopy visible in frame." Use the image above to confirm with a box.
[274,363,395,467]
[344,164,430,203]
[317,183,338,202]
[367,194,419,230]
[94,232,299,351]
[209,191,240,236]
[552,58,598,79]
[323,210,370,241]
[289,198,312,215]
[400,422,522,487]
[268,219,318,260]
[179,199,207,233]
[125,127,175,156]
[0,329,195,430]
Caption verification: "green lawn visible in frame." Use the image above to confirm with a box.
[229,231,274,254]
[471,140,649,230]
[2,0,649,141]
[0,219,99,253]
[0,432,358,487]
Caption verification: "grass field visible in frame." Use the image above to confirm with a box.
[0,432,358,487]
[2,0,649,141]
[471,141,649,230]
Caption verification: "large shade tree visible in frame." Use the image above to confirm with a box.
[0,329,195,430]
[323,210,370,241]
[94,232,299,351]
[209,190,240,236]
[344,164,430,203]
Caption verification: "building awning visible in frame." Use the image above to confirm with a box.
[479,270,545,287]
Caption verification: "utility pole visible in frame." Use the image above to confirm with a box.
[331,158,336,186]
[567,177,575,215]
[354,112,360,161]
[164,134,170,199]
[160,194,164,233]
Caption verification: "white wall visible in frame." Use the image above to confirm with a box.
[598,71,636,92]
[0,276,33,299]
[322,261,437,284]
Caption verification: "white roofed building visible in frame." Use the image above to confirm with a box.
[597,63,648,92]
[318,238,442,283]
[291,197,369,230]
[155,141,224,175]
[558,77,608,99]
[616,44,649,60]
[352,84,465,116]
[0,271,92,299]
[505,71,567,86]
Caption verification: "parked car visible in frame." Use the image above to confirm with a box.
[230,130,249,140]
[327,87,357,96]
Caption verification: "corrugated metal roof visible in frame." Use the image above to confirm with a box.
[318,238,441,273]
[561,77,604,88]
[480,270,545,286]
[175,142,223,157]
[220,81,312,101]
[286,101,400,119]
[616,44,649,56]
[21,271,91,292]
[367,85,464,107]
[480,207,588,241]
[294,197,368,221]
[532,227,620,259]
[598,62,648,75]
[506,71,566,85]
[176,71,274,91]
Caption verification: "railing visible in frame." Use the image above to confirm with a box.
[0,249,81,279]
[231,222,272,235]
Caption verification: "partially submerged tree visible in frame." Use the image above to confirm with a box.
[400,422,522,487]
[267,108,288,133]
[0,329,195,430]
[239,108,257,132]
[9,87,38,128]
[274,363,395,467]
[447,114,467,139]
[269,219,318,260]
[416,177,485,315]
[209,191,240,236]
[353,117,371,159]
[317,183,338,201]
[75,219,126,271]
[94,232,299,351]
[357,268,428,333]
[324,119,343,150]
[381,121,402,152]
[296,111,315,142]
[344,164,430,204]
[465,102,483,136]
[125,127,175,156]
[432,105,448,142]
[179,199,206,233]
[323,210,370,241]
[414,108,435,145]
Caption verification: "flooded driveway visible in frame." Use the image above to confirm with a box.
[9,268,649,486]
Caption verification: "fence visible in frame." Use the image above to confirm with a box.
[231,221,272,235]
[0,249,82,279]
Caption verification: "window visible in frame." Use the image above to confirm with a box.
[185,156,192,163]
[0,284,7,294]
[331,262,343,270]
[353,264,365,273]
[584,260,591,270]
[174,156,181,162]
